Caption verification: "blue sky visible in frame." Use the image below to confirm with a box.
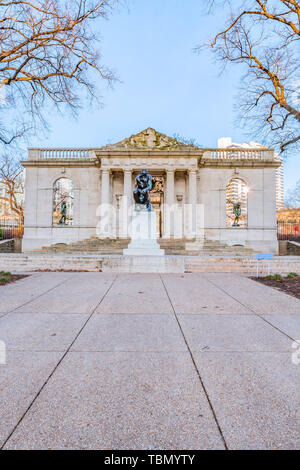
[30,0,299,194]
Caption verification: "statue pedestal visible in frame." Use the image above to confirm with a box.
[123,208,165,256]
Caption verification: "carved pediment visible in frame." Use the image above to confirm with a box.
[101,128,198,151]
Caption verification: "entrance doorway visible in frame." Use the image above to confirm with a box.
[150,177,164,238]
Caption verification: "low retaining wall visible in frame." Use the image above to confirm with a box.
[0,253,300,274]
[0,239,15,253]
[288,241,300,256]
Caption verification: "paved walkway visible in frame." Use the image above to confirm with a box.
[0,273,299,450]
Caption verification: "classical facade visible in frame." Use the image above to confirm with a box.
[218,137,284,210]
[22,128,281,253]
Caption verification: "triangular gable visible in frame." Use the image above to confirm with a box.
[101,128,199,151]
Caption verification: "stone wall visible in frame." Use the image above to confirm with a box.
[288,242,300,256]
[197,166,278,253]
[23,165,101,251]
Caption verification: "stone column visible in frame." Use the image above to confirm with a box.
[164,170,175,238]
[188,169,197,238]
[124,170,132,205]
[99,169,110,238]
[122,170,132,238]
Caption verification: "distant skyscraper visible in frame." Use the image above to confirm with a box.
[218,137,284,210]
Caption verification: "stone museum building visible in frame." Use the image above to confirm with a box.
[22,128,282,254]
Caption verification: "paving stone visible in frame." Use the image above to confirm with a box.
[1,273,298,450]
[0,351,62,448]
[71,314,187,352]
[179,314,292,352]
[96,274,173,314]
[204,274,300,314]
[161,274,251,314]
[16,273,116,314]
[0,273,73,313]
[0,313,89,351]
[262,315,300,341]
[3,352,225,450]
[194,352,300,450]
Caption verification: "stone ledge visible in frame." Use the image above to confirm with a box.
[0,254,299,274]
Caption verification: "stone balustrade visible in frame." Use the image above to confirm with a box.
[28,148,96,160]
[27,147,275,161]
[203,148,274,161]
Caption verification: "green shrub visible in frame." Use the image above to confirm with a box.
[266,274,283,281]
[0,271,11,277]
[0,271,12,285]
[0,229,3,240]
[286,272,298,279]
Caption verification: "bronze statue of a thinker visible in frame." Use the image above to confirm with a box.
[133,169,152,211]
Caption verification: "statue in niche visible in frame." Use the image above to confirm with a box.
[232,202,242,227]
[133,169,153,211]
[59,200,67,225]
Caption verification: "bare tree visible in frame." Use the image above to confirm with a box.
[0,0,119,148]
[200,0,300,153]
[172,133,201,148]
[285,179,300,207]
[0,154,24,223]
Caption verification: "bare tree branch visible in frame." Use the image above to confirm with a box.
[0,0,120,150]
[0,154,24,222]
[201,0,300,153]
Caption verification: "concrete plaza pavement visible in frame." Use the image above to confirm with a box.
[0,272,299,450]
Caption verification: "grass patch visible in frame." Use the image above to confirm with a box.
[253,273,300,300]
[0,272,28,286]
[266,274,283,281]
[286,272,299,279]
[0,271,12,285]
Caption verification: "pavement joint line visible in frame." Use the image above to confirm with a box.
[159,274,228,451]
[201,274,298,343]
[94,312,174,315]
[3,349,295,353]
[176,312,255,316]
[6,349,73,353]
[68,349,190,353]
[0,274,118,450]
[2,311,99,316]
[65,349,293,353]
[255,314,298,343]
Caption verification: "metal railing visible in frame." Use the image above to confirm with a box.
[277,222,300,242]
[0,219,24,239]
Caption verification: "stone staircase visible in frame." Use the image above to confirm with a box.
[159,238,255,256]
[37,238,131,254]
[36,237,256,256]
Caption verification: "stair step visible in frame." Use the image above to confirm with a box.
[38,237,255,256]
